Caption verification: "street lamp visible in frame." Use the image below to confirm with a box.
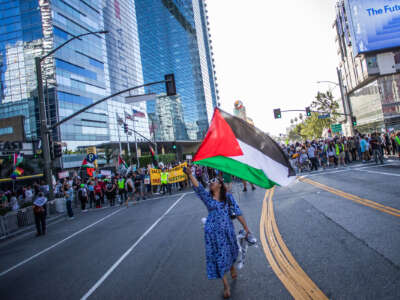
[36,30,108,200]
[316,81,339,86]
[318,70,355,135]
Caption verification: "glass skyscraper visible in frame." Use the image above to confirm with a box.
[135,0,218,141]
[0,0,218,154]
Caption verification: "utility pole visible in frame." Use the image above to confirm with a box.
[36,30,108,200]
[337,67,355,135]
[36,57,54,199]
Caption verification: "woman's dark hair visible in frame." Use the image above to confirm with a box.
[210,178,227,204]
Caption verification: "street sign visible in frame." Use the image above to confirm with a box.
[331,124,342,133]
[86,146,97,168]
[318,114,331,119]
[86,153,96,163]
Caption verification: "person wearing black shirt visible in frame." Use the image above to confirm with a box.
[134,171,145,201]
[370,133,383,164]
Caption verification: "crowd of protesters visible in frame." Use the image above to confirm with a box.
[283,131,400,173]
[0,162,225,236]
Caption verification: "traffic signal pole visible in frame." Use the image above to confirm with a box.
[36,57,54,200]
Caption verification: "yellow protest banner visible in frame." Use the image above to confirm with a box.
[149,162,188,185]
[150,168,161,185]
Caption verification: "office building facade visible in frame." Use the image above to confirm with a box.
[0,0,217,158]
[334,0,400,133]
[0,0,151,150]
[135,0,218,141]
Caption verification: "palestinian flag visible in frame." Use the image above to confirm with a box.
[13,153,23,166]
[118,155,128,168]
[193,108,295,189]
[149,145,158,168]
[81,158,94,168]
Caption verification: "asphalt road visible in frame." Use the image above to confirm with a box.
[0,160,399,299]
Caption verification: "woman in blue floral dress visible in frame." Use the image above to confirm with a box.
[184,168,250,298]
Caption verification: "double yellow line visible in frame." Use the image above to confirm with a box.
[299,177,400,218]
[259,188,328,300]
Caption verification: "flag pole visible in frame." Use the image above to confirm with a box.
[115,113,123,153]
[132,115,139,168]
[125,112,131,161]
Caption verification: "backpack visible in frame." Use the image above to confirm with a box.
[80,187,87,198]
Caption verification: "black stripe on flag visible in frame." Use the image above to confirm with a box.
[219,109,295,176]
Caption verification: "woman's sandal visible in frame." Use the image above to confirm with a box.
[223,288,231,299]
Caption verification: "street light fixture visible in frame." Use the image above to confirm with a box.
[316,81,339,86]
[36,30,109,200]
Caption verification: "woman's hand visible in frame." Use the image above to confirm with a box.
[183,166,192,176]
[237,215,249,236]
[184,165,199,187]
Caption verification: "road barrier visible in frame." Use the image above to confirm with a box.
[0,198,65,239]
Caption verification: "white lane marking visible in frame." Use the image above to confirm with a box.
[135,191,194,204]
[81,193,187,300]
[354,169,400,177]
[301,163,400,178]
[355,163,398,170]
[302,168,351,177]
[0,208,124,277]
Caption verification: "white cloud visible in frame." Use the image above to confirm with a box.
[207,0,340,135]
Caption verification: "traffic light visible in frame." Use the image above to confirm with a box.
[54,143,63,158]
[305,107,311,117]
[172,144,177,150]
[165,74,176,96]
[123,123,128,133]
[49,139,54,160]
[273,109,281,119]
[352,116,357,126]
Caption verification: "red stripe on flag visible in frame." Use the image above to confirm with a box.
[193,108,243,161]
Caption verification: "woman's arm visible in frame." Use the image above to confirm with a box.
[184,167,199,188]
[237,215,249,234]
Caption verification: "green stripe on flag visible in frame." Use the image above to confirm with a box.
[194,156,278,189]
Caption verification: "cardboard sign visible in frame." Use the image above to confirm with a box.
[100,170,112,176]
[58,171,69,179]
[149,162,188,185]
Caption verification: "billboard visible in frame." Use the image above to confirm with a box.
[346,0,400,55]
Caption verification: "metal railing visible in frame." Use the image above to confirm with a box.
[0,198,65,239]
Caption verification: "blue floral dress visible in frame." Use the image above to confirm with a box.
[193,184,242,279]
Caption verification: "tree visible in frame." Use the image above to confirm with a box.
[311,91,339,123]
[288,123,306,141]
[300,113,327,139]
[287,91,340,141]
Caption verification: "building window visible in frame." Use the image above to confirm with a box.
[0,127,13,136]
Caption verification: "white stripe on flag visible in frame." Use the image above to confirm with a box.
[229,140,295,186]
